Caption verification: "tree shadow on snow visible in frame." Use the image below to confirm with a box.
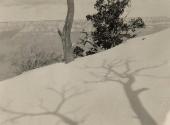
[0,84,90,125]
[84,59,170,125]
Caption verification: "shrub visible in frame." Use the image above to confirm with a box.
[11,43,62,74]
[73,31,103,57]
[73,0,145,57]
[73,46,84,57]
[128,17,145,29]
[86,0,132,50]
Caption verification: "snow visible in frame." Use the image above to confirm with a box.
[0,28,170,125]
[164,111,170,125]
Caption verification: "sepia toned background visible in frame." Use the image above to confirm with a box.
[0,0,170,21]
[0,0,170,125]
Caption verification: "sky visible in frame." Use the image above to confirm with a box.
[0,0,170,22]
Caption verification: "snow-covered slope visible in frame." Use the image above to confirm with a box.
[0,28,170,125]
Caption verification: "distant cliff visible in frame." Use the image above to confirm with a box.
[0,17,170,32]
[0,20,93,32]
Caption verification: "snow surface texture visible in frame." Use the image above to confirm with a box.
[0,28,170,125]
[164,111,170,125]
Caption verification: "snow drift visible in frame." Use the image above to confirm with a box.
[0,28,170,125]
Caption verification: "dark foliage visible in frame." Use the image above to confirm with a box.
[86,48,98,56]
[128,17,145,29]
[86,0,132,49]
[73,46,84,57]
[73,0,145,57]
[73,31,99,57]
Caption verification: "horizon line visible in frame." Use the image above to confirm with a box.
[0,16,169,23]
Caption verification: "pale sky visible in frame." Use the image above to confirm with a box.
[0,0,170,22]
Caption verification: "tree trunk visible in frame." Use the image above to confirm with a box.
[58,0,74,63]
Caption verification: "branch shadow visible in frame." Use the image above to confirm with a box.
[84,59,169,125]
[0,84,90,125]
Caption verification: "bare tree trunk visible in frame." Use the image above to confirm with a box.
[58,0,74,63]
